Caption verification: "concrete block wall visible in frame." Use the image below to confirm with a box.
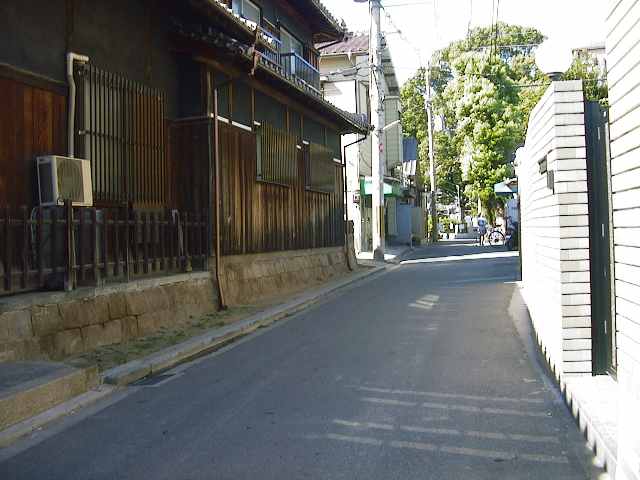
[517,80,592,376]
[220,247,349,305]
[607,0,640,477]
[0,273,217,362]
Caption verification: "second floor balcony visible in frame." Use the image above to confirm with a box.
[185,1,326,96]
[258,29,321,94]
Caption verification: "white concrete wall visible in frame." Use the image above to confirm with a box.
[323,80,363,254]
[320,57,367,253]
[607,0,640,477]
[517,80,592,377]
[384,97,403,172]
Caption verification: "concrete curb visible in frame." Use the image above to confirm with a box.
[562,377,617,477]
[389,246,414,264]
[0,385,116,448]
[517,284,616,478]
[102,264,387,386]
[0,364,98,431]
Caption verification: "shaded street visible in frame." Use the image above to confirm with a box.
[0,241,598,479]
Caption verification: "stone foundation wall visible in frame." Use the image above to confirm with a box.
[0,273,218,362]
[221,247,349,305]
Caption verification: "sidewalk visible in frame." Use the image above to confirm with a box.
[519,283,619,477]
[356,244,413,264]
[0,263,387,447]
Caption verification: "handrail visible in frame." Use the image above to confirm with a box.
[281,52,319,74]
[259,26,282,47]
[280,52,320,91]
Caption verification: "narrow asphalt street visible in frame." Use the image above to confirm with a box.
[0,241,598,479]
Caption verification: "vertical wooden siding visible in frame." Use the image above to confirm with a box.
[218,121,344,255]
[0,77,67,207]
[169,119,211,213]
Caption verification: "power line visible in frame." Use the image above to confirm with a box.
[379,3,422,63]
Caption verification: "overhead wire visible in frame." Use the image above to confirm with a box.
[380,2,422,63]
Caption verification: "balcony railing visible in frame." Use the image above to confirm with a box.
[256,27,321,93]
[258,27,282,70]
[281,52,321,92]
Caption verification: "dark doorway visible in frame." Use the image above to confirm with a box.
[584,101,616,375]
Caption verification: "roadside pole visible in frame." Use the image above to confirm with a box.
[425,65,438,243]
[369,0,386,261]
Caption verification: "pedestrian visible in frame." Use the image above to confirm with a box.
[477,213,487,246]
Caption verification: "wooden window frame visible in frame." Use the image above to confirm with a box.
[255,123,297,187]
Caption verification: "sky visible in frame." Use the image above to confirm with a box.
[320,0,608,86]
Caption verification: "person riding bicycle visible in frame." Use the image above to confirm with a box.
[477,214,487,246]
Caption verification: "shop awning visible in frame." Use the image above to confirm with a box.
[362,177,402,197]
[494,178,518,197]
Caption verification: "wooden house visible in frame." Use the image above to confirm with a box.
[0,0,369,301]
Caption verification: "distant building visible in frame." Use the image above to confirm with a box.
[572,43,607,70]
[318,32,408,252]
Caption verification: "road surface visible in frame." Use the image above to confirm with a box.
[0,241,599,479]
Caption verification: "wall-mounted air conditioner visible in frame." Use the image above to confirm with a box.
[37,155,93,207]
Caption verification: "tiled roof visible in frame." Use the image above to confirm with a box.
[194,0,345,41]
[172,21,370,134]
[318,33,369,56]
[304,0,346,36]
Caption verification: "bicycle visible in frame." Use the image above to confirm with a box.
[487,227,505,247]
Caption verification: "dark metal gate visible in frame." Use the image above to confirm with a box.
[584,101,616,375]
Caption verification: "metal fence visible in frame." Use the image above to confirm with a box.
[281,53,321,92]
[0,202,207,297]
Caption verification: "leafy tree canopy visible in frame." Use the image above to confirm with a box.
[563,50,608,105]
[401,23,546,217]
[400,22,610,221]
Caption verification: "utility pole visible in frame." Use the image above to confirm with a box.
[425,63,438,243]
[368,0,385,261]
[456,184,462,222]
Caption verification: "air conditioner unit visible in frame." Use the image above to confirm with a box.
[37,155,93,207]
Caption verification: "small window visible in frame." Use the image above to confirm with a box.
[256,123,297,186]
[280,27,303,56]
[214,71,230,118]
[255,90,285,130]
[232,0,261,25]
[303,116,325,146]
[326,129,342,160]
[305,143,336,193]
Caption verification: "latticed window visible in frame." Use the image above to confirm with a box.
[75,63,166,208]
[256,123,297,186]
[325,129,342,160]
[305,143,336,193]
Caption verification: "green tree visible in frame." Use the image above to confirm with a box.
[401,23,546,220]
[563,50,608,106]
[400,67,427,144]
[400,23,609,222]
